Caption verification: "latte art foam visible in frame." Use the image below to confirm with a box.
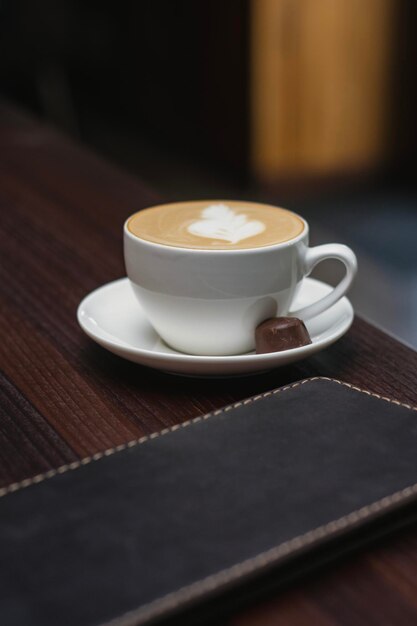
[127,201,305,250]
[187,204,265,244]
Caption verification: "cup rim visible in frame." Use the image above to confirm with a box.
[124,200,309,254]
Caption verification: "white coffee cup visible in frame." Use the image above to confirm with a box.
[124,202,357,356]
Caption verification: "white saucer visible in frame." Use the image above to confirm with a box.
[77,278,353,377]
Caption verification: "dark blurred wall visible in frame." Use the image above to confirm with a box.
[0,0,249,176]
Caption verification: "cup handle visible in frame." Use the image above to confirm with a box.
[289,244,357,320]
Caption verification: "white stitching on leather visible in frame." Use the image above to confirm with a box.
[1,377,417,626]
[0,377,415,499]
[105,486,417,626]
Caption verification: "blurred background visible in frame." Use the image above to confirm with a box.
[1,0,416,345]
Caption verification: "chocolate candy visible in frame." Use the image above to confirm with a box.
[255,317,312,354]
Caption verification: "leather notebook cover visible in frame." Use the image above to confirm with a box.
[1,377,417,626]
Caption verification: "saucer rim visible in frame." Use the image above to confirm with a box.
[77,277,354,363]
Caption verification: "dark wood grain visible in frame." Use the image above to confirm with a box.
[1,100,417,626]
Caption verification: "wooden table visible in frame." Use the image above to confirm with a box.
[1,101,417,625]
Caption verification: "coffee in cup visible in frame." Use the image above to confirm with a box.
[124,201,357,356]
[127,201,304,250]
